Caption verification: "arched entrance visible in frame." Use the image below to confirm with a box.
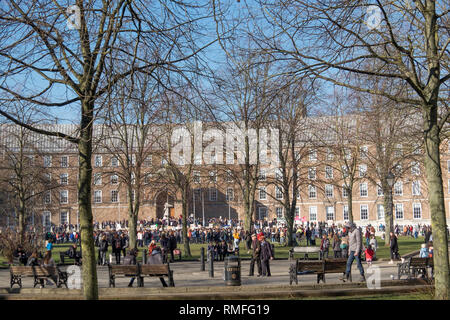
[155,190,175,219]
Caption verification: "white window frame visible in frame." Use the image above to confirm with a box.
[275,186,284,200]
[193,171,201,184]
[395,203,404,220]
[308,167,316,180]
[60,190,69,204]
[309,206,317,221]
[360,183,368,197]
[412,180,421,196]
[394,181,403,196]
[111,190,119,203]
[94,190,102,203]
[342,185,349,198]
[413,203,422,220]
[43,191,51,204]
[326,206,335,221]
[309,149,317,161]
[377,184,384,196]
[259,186,267,200]
[258,169,266,181]
[43,155,52,168]
[343,205,349,221]
[209,188,217,201]
[325,184,334,198]
[325,166,333,179]
[60,173,68,185]
[94,173,102,186]
[226,188,234,201]
[61,156,69,168]
[359,164,367,177]
[411,161,420,175]
[258,207,268,220]
[308,185,317,199]
[111,156,119,167]
[60,211,69,225]
[42,211,51,228]
[377,204,385,220]
[111,174,119,185]
[360,146,368,159]
[276,207,283,219]
[360,204,369,220]
[94,155,103,167]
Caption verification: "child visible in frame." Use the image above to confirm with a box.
[428,241,433,258]
[365,245,374,267]
[419,243,429,258]
[320,234,330,259]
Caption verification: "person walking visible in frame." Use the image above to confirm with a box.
[112,233,122,265]
[388,232,399,264]
[99,234,109,265]
[123,248,139,287]
[259,234,274,277]
[320,234,330,259]
[341,223,365,282]
[42,250,58,286]
[248,234,262,277]
[332,234,342,258]
[121,233,129,259]
[168,231,177,262]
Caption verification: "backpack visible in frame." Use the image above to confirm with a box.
[115,240,121,249]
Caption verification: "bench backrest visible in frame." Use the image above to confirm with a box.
[10,266,35,276]
[10,266,56,276]
[296,260,324,273]
[324,258,347,273]
[109,265,139,275]
[139,264,170,276]
[293,247,321,253]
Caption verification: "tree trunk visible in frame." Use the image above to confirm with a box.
[182,186,192,257]
[347,182,354,223]
[78,101,98,300]
[127,184,139,250]
[423,106,449,300]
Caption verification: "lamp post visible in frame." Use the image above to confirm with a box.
[386,170,395,239]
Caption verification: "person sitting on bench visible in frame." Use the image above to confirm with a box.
[146,247,168,287]
[67,244,82,265]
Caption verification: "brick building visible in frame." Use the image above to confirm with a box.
[1,123,449,230]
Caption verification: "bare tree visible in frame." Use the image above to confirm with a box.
[0,0,214,300]
[253,0,449,299]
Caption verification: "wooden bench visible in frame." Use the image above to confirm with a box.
[289,258,350,285]
[398,257,433,281]
[10,266,68,288]
[139,264,175,287]
[108,265,140,288]
[289,246,321,260]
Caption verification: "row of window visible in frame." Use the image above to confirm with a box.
[268,203,423,221]
[43,187,235,205]
[257,180,423,201]
[41,155,156,168]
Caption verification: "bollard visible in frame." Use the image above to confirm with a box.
[209,251,214,278]
[200,247,205,271]
[142,250,147,264]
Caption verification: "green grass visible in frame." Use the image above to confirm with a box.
[1,236,425,266]
[298,291,434,300]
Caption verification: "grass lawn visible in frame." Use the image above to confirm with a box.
[0,236,424,266]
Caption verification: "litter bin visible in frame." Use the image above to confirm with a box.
[224,255,241,286]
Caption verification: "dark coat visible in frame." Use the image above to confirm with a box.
[99,239,109,252]
[168,235,177,250]
[112,238,122,253]
[252,239,261,259]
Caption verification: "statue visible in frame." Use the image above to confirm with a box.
[163,202,171,219]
